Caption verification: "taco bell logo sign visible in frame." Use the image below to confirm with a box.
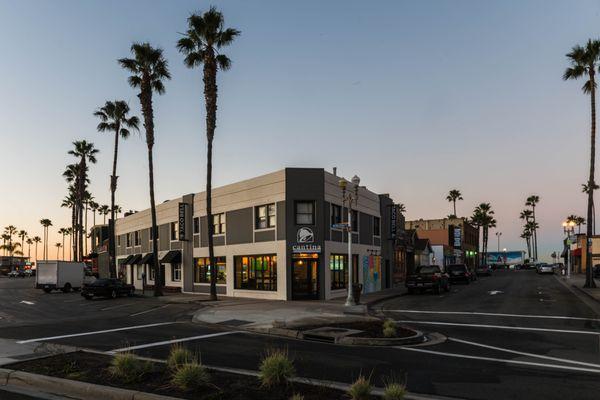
[297,227,314,243]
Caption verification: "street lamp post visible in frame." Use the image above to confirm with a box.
[562,221,576,279]
[339,175,360,307]
[496,232,502,253]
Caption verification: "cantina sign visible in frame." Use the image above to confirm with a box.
[178,203,188,241]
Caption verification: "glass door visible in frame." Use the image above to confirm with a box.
[292,258,319,299]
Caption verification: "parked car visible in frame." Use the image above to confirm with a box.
[476,265,493,276]
[8,270,24,278]
[81,278,135,300]
[447,264,475,284]
[406,265,450,294]
[536,263,554,274]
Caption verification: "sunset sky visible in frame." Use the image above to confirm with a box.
[1,0,599,261]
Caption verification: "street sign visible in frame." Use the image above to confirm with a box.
[332,223,349,230]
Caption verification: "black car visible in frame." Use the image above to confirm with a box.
[406,265,450,294]
[476,265,492,276]
[81,278,135,300]
[447,264,475,284]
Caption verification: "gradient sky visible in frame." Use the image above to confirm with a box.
[1,0,599,262]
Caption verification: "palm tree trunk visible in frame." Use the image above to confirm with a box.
[204,52,218,301]
[62,234,65,260]
[109,126,120,278]
[585,71,597,288]
[453,201,456,217]
[532,207,538,260]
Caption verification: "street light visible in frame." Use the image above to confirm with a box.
[339,175,360,307]
[496,232,502,253]
[562,220,576,279]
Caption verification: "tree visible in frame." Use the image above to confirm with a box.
[99,205,110,224]
[397,203,406,214]
[32,236,41,263]
[89,201,99,227]
[564,39,600,288]
[39,219,52,260]
[446,189,463,218]
[18,230,27,258]
[177,7,240,300]
[95,100,139,278]
[472,203,495,265]
[25,237,33,261]
[582,182,599,234]
[525,195,540,261]
[119,42,171,296]
[55,243,62,259]
[58,228,69,260]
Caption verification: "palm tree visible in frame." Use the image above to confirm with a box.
[58,228,69,260]
[32,236,41,264]
[525,195,540,261]
[39,219,52,260]
[89,201,99,227]
[4,225,18,268]
[112,205,122,218]
[1,234,8,256]
[520,230,532,259]
[55,243,62,260]
[99,205,110,224]
[18,230,27,257]
[177,7,240,300]
[119,42,171,293]
[95,100,139,277]
[472,203,494,265]
[397,203,406,214]
[61,190,78,260]
[564,39,600,288]
[582,182,599,234]
[25,237,33,261]
[446,189,463,218]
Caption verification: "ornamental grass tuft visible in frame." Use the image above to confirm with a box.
[382,319,397,338]
[258,348,295,387]
[348,374,372,400]
[167,343,196,371]
[108,352,152,383]
[171,362,210,391]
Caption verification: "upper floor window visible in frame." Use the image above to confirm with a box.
[170,221,179,241]
[193,217,200,234]
[331,204,342,226]
[126,233,131,247]
[134,231,140,246]
[256,204,276,229]
[295,201,314,225]
[213,213,226,235]
[351,210,358,232]
[117,236,121,246]
[374,217,381,237]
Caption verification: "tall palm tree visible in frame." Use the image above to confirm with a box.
[95,100,139,277]
[61,190,78,260]
[564,39,600,288]
[99,205,110,224]
[582,182,599,234]
[446,189,463,218]
[1,234,8,256]
[397,203,406,214]
[177,7,240,300]
[472,203,494,265]
[25,237,33,261]
[520,229,532,259]
[525,195,540,261]
[18,230,27,257]
[119,42,171,293]
[55,243,62,260]
[58,228,68,260]
[4,225,18,268]
[112,205,122,219]
[39,219,52,260]
[89,201,99,227]
[32,236,41,263]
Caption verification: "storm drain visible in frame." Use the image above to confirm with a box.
[302,327,364,344]
[217,319,252,327]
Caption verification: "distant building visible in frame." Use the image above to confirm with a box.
[0,256,30,274]
[89,225,110,277]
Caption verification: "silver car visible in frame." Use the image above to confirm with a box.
[536,264,554,274]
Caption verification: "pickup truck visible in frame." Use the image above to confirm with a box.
[406,265,450,294]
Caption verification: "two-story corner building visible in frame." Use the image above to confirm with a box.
[405,217,479,269]
[114,168,399,301]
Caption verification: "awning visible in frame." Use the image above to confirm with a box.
[161,250,182,264]
[140,253,155,265]
[128,254,142,265]
[119,255,133,265]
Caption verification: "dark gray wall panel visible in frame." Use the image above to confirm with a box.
[200,216,208,247]
[214,235,225,246]
[359,213,372,245]
[141,229,150,253]
[255,230,275,242]
[171,241,183,250]
[226,208,253,245]
[193,285,226,294]
[324,202,331,240]
[331,229,343,242]
[276,201,286,240]
[193,235,200,248]
[159,224,170,251]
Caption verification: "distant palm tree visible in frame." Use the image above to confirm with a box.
[18,230,27,257]
[25,237,33,261]
[99,205,110,224]
[564,39,600,288]
[95,99,139,277]
[61,189,78,260]
[397,203,406,214]
[32,236,41,263]
[177,7,240,301]
[525,195,540,260]
[112,205,122,218]
[55,243,62,260]
[446,189,463,218]
[39,219,52,260]
[58,228,69,260]
[582,182,599,234]
[1,234,8,256]
[89,201,99,227]
[520,230,532,259]
[472,203,495,265]
[119,42,171,293]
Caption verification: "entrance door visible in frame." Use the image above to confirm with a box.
[292,258,318,300]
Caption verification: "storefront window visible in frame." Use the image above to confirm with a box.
[194,257,226,284]
[234,255,277,291]
[171,263,181,282]
[136,265,143,280]
[330,254,348,290]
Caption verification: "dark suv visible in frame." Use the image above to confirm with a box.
[81,278,135,300]
[406,265,450,294]
[447,264,475,284]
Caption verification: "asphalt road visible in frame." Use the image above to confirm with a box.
[0,271,599,399]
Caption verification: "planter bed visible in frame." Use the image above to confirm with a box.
[298,320,416,339]
[7,351,349,400]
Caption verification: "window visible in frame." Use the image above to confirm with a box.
[213,213,225,234]
[170,221,179,241]
[330,254,348,290]
[149,227,159,240]
[374,217,381,236]
[126,233,131,247]
[295,201,314,225]
[351,210,358,232]
[149,266,155,281]
[117,236,121,246]
[134,231,140,246]
[235,255,277,291]
[193,217,200,234]
[256,204,276,229]
[136,265,143,280]
[331,204,342,226]
[194,257,226,284]
[171,263,181,282]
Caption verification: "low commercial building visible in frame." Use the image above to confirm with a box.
[114,168,400,301]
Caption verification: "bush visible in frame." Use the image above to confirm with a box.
[289,394,305,400]
[383,382,407,400]
[382,319,397,338]
[258,348,295,387]
[167,343,196,371]
[109,352,152,383]
[171,362,210,391]
[348,375,372,400]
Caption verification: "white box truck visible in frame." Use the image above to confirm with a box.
[36,261,85,293]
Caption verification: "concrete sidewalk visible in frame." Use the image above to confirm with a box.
[559,273,600,303]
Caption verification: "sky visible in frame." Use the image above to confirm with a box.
[0,0,599,262]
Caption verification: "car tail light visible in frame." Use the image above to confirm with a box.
[432,274,440,281]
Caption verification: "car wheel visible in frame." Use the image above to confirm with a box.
[62,283,71,293]
[110,290,117,299]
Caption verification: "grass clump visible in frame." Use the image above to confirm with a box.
[383,382,407,400]
[108,352,152,383]
[382,319,397,338]
[348,375,372,400]
[171,362,210,391]
[289,394,305,400]
[258,348,295,387]
[167,343,196,371]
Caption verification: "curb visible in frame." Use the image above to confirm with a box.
[554,275,600,315]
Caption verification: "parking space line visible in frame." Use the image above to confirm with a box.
[129,304,169,316]
[101,303,135,311]
[449,337,600,368]
[396,347,600,374]
[395,320,600,335]
[107,331,243,353]
[385,309,600,322]
[16,322,177,344]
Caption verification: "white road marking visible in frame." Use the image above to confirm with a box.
[101,303,134,311]
[385,309,600,322]
[108,331,242,353]
[129,304,170,316]
[394,320,600,335]
[449,337,600,368]
[16,322,177,344]
[488,290,503,295]
[396,347,600,374]
[19,301,35,305]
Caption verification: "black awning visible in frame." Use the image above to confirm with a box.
[161,250,182,264]
[140,253,155,265]
[128,254,142,265]
[119,255,133,265]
